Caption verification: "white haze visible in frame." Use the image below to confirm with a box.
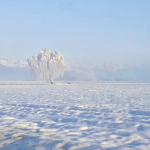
[27,49,65,82]
[1,59,150,82]
[0,59,27,67]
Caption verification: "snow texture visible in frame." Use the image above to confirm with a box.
[27,49,65,82]
[0,82,150,149]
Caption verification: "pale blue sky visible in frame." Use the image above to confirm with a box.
[0,0,150,64]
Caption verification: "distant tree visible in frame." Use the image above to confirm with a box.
[27,49,65,83]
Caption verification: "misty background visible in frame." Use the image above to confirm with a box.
[0,59,150,82]
[0,1,150,81]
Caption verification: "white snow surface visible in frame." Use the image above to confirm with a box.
[0,82,150,150]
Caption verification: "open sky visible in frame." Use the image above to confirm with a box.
[0,0,150,64]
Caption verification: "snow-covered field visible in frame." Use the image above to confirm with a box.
[0,82,150,150]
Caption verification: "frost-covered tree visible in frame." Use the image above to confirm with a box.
[27,49,65,83]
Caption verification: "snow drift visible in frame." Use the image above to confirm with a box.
[27,49,66,82]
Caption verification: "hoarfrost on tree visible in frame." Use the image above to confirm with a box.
[27,49,65,83]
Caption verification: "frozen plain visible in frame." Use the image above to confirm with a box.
[0,82,150,150]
